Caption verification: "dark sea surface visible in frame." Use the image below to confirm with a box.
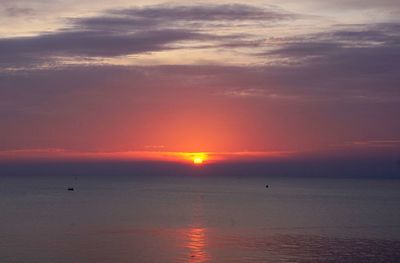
[1,172,400,262]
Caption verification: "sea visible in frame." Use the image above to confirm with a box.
[1,167,400,262]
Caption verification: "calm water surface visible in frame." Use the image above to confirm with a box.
[1,174,400,262]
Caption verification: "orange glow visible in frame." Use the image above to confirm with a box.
[0,149,293,163]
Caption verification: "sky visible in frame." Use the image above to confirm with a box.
[0,0,400,163]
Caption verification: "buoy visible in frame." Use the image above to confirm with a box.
[265,185,269,188]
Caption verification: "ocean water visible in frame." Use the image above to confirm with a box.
[1,173,400,262]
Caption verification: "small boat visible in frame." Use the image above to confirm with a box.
[67,187,74,191]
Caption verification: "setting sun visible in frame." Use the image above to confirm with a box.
[193,156,204,165]
[185,153,208,165]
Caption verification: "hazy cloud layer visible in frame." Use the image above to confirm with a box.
[1,62,399,152]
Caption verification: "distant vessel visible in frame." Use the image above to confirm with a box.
[67,187,74,191]
[265,184,269,188]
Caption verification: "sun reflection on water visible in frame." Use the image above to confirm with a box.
[186,227,209,263]
[184,194,210,262]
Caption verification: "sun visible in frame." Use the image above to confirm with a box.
[193,156,204,165]
[183,152,207,165]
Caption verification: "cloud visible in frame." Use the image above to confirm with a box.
[2,20,400,106]
[0,1,36,17]
[351,140,400,147]
[268,23,400,60]
[0,4,294,68]
[3,6,35,17]
[0,29,202,67]
[258,23,400,101]
[305,0,400,11]
[111,4,292,22]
